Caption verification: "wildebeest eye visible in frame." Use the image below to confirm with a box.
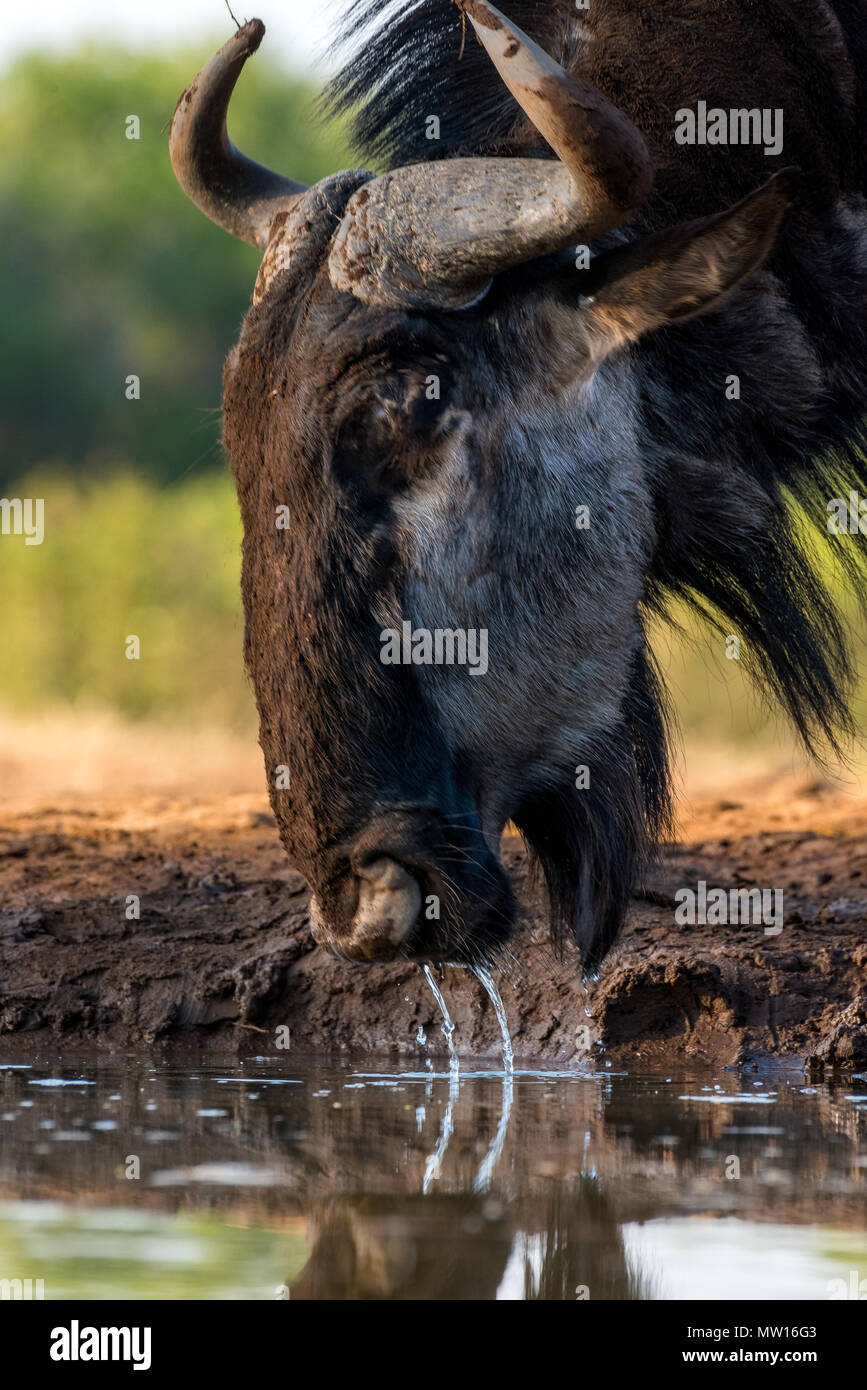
[331,361,456,494]
[329,408,397,501]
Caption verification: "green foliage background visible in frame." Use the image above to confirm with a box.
[0,39,350,733]
[0,39,863,756]
[0,41,350,485]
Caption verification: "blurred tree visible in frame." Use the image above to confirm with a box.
[0,41,352,485]
[0,466,254,727]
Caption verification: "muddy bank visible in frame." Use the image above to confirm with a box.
[0,774,866,1067]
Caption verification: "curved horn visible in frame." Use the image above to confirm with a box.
[328,0,653,309]
[169,19,307,251]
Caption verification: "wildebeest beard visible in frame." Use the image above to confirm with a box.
[514,646,673,975]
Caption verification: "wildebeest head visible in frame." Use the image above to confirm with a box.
[170,4,792,970]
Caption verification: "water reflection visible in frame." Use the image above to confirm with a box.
[289,1186,647,1300]
[0,1060,865,1299]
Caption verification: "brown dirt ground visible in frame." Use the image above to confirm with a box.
[0,718,865,1069]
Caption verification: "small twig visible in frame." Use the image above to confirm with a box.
[451,0,469,59]
[224,0,242,30]
[234,1021,269,1034]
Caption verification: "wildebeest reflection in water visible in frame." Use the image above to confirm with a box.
[1,1064,866,1299]
[288,1187,647,1300]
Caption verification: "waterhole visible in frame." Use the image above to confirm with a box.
[0,1058,865,1299]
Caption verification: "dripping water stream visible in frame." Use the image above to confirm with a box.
[421,964,458,1069]
[421,963,460,1191]
[469,963,514,1191]
[419,961,514,1191]
[420,962,513,1075]
[469,963,514,1077]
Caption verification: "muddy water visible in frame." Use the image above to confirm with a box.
[0,1058,865,1300]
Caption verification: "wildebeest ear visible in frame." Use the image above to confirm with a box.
[578,170,797,353]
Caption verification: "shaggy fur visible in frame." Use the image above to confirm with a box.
[222,0,867,971]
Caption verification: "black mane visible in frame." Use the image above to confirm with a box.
[325,0,560,167]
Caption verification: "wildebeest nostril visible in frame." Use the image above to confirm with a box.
[350,856,421,958]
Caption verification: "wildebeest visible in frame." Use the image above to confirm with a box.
[170,1,867,972]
